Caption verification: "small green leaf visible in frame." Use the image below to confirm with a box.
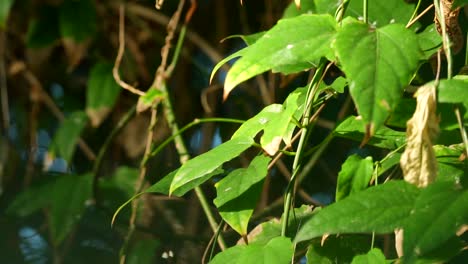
[403,182,468,261]
[346,0,415,28]
[306,235,371,264]
[418,24,442,59]
[127,239,160,264]
[295,181,419,242]
[351,248,386,264]
[210,237,293,264]
[49,111,88,162]
[138,88,166,110]
[434,144,466,184]
[50,173,93,245]
[223,14,337,98]
[26,5,61,48]
[0,0,14,29]
[334,116,406,149]
[86,62,121,127]
[335,20,422,135]
[232,104,283,139]
[438,77,468,107]
[170,137,253,195]
[59,0,97,42]
[336,154,373,201]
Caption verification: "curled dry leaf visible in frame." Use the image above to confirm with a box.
[434,0,463,54]
[400,84,439,187]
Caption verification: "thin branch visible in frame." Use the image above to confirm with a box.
[406,4,434,29]
[0,30,9,133]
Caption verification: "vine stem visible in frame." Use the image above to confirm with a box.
[363,0,368,24]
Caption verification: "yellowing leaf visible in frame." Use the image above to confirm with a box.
[400,84,439,187]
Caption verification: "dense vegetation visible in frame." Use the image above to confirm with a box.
[0,0,467,263]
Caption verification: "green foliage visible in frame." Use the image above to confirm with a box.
[59,0,97,42]
[351,248,386,264]
[336,154,373,201]
[0,0,14,29]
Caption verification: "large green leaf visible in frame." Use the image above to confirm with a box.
[231,104,283,139]
[336,154,373,201]
[333,116,406,149]
[86,62,121,127]
[306,235,371,264]
[59,0,96,42]
[49,111,88,162]
[26,5,61,48]
[295,181,419,242]
[0,0,14,29]
[335,20,422,136]
[210,237,293,264]
[50,173,93,245]
[351,248,386,264]
[221,14,337,98]
[403,182,468,261]
[170,137,253,195]
[346,0,415,28]
[214,155,270,235]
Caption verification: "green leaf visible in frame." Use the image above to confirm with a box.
[0,0,14,29]
[214,155,270,235]
[295,181,419,242]
[223,14,337,98]
[438,77,468,107]
[223,32,266,46]
[170,137,253,194]
[334,116,406,149]
[418,24,442,59]
[453,0,468,9]
[214,155,271,207]
[403,182,468,261]
[351,248,386,264]
[26,5,61,48]
[336,154,373,201]
[306,235,371,264]
[282,0,315,18]
[6,179,55,217]
[335,20,422,135]
[346,0,415,28]
[127,239,160,264]
[59,0,97,42]
[210,237,293,264]
[232,104,283,139]
[49,111,88,162]
[137,88,166,110]
[86,62,121,127]
[434,144,466,184]
[385,97,416,129]
[50,173,93,245]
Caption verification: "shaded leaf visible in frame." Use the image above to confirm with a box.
[334,116,406,149]
[127,239,160,264]
[86,62,121,127]
[221,14,337,98]
[223,32,266,46]
[6,179,55,217]
[438,77,468,107]
[48,111,88,163]
[453,0,468,8]
[335,20,422,135]
[26,5,60,48]
[336,154,373,201]
[210,237,293,264]
[50,173,93,245]
[170,137,253,194]
[0,0,14,29]
[418,24,442,59]
[403,182,468,261]
[346,0,415,28]
[306,235,371,264]
[59,0,96,42]
[351,248,386,264]
[295,181,419,242]
[434,144,466,184]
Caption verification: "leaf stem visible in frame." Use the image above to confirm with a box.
[363,0,368,24]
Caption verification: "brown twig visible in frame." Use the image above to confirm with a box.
[113,5,145,96]
[406,4,434,29]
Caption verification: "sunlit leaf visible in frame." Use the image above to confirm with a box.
[335,20,422,136]
[334,116,406,149]
[282,0,315,18]
[170,137,253,194]
[222,14,337,98]
[346,0,415,28]
[438,77,468,107]
[403,182,468,262]
[50,173,93,245]
[336,154,373,201]
[223,32,266,46]
[48,111,88,162]
[210,237,293,264]
[295,181,419,242]
[59,0,96,42]
[231,104,283,139]
[434,144,466,184]
[418,24,442,59]
[137,88,166,113]
[0,0,14,29]
[351,248,386,264]
[86,62,121,127]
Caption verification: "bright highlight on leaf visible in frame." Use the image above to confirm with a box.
[335,20,422,137]
[400,84,439,187]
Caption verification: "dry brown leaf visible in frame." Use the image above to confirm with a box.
[400,83,439,187]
